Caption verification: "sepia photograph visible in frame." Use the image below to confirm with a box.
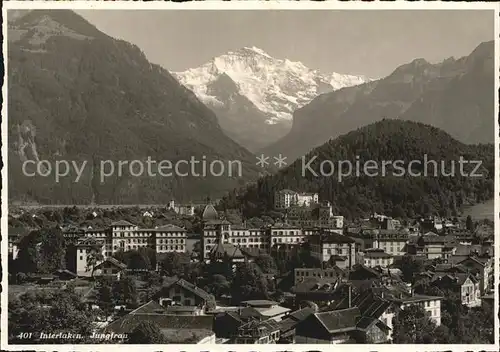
[2,1,499,349]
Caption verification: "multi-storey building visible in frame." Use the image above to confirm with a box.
[308,233,356,269]
[274,190,318,209]
[407,232,456,260]
[65,220,187,259]
[286,202,344,229]
[296,192,319,207]
[202,219,266,260]
[199,204,346,261]
[152,224,187,254]
[360,249,394,268]
[268,223,304,247]
[68,237,106,277]
[294,267,345,285]
[167,200,196,216]
[395,294,443,326]
[452,253,494,294]
[430,273,481,307]
[372,231,409,256]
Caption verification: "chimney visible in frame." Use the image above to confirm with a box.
[348,285,352,308]
[348,243,353,270]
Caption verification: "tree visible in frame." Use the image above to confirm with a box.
[398,256,425,283]
[15,272,27,284]
[127,249,151,270]
[230,262,269,304]
[127,321,166,344]
[9,286,96,344]
[39,227,67,273]
[112,276,138,307]
[87,244,104,273]
[160,252,188,277]
[392,305,437,343]
[392,204,407,219]
[466,215,474,231]
[206,274,230,298]
[254,254,277,274]
[97,281,115,317]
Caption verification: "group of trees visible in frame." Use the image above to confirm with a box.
[9,205,202,234]
[95,276,139,316]
[155,251,281,304]
[9,285,96,344]
[392,300,494,344]
[391,252,494,344]
[113,247,156,271]
[11,226,66,274]
[220,121,494,220]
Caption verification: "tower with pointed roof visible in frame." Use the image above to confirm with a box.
[202,203,219,222]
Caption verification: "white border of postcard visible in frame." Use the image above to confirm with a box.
[2,1,500,351]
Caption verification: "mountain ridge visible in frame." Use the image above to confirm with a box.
[262,40,494,162]
[8,10,261,205]
[221,119,494,219]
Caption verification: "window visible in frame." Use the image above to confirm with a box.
[80,256,83,260]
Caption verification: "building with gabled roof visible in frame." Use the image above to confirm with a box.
[92,257,127,280]
[295,307,361,344]
[103,300,215,343]
[277,306,315,343]
[155,278,216,311]
[429,272,481,307]
[234,318,281,344]
[451,253,493,294]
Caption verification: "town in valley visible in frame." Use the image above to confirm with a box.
[5,8,496,346]
[7,191,495,344]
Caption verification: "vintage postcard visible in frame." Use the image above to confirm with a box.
[1,1,499,351]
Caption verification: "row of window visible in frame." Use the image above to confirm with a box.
[124,238,149,244]
[158,245,185,251]
[155,232,186,237]
[364,258,393,266]
[157,239,184,244]
[111,231,185,237]
[273,237,302,243]
[325,248,352,255]
[86,233,107,237]
[295,270,337,278]
[204,243,269,251]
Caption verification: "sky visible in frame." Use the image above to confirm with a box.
[77,10,494,79]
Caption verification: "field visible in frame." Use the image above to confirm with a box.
[462,199,494,221]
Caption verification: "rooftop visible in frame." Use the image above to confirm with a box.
[159,328,214,344]
[241,300,278,307]
[153,224,186,232]
[202,204,218,221]
[110,220,136,227]
[314,307,361,333]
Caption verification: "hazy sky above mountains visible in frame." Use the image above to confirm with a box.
[77,10,494,78]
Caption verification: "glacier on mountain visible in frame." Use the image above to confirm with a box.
[174,46,370,123]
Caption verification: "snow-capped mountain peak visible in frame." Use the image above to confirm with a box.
[175,46,370,123]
